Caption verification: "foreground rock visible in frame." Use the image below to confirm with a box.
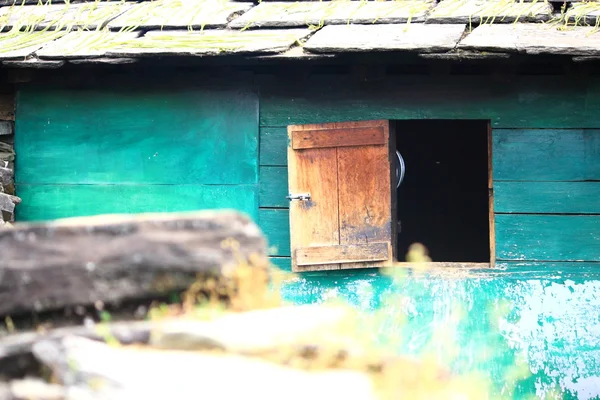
[33,336,378,400]
[0,304,471,399]
[0,306,352,372]
[0,379,64,400]
[150,305,357,354]
[0,211,267,316]
[0,306,345,367]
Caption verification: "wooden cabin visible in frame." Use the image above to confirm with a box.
[0,0,599,397]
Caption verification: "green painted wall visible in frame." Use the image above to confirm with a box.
[257,76,600,267]
[15,81,259,221]
[14,72,600,398]
[280,263,600,399]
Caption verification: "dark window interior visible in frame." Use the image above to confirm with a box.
[394,120,490,263]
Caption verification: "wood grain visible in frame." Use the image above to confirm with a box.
[268,257,292,272]
[495,215,600,262]
[292,126,385,150]
[288,120,393,272]
[15,184,258,222]
[258,209,290,257]
[493,129,600,181]
[15,86,258,185]
[258,74,600,129]
[495,182,600,214]
[288,123,340,271]
[259,127,288,166]
[259,166,288,208]
[337,122,392,269]
[488,123,495,267]
[296,243,390,266]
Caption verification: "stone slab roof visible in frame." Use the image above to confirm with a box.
[0,0,598,67]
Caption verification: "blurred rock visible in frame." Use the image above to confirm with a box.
[32,336,378,400]
[0,210,267,316]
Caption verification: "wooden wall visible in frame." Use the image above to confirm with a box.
[256,73,600,270]
[12,71,600,269]
[14,80,260,221]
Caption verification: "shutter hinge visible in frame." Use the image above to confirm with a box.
[287,192,311,201]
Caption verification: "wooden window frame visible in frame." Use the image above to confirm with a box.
[287,120,495,272]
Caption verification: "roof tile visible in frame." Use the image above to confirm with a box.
[36,31,140,59]
[0,1,132,30]
[0,30,66,59]
[565,2,600,26]
[304,23,466,53]
[104,28,313,57]
[459,23,600,56]
[108,0,254,30]
[427,0,553,24]
[229,1,433,29]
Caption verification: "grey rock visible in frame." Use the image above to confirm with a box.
[150,305,355,354]
[2,58,65,69]
[229,1,433,29]
[427,0,552,24]
[0,210,267,316]
[69,58,137,65]
[0,142,13,153]
[0,167,13,188]
[0,320,152,373]
[460,23,600,56]
[0,122,13,136]
[0,192,19,214]
[107,1,254,30]
[32,336,378,400]
[10,378,64,400]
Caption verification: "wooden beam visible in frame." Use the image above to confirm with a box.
[291,126,385,150]
[295,243,390,266]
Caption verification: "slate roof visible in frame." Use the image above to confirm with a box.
[0,0,599,67]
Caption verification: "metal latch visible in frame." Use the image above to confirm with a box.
[286,192,311,201]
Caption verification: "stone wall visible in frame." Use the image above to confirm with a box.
[0,83,19,225]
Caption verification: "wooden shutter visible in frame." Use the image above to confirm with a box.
[287,120,396,272]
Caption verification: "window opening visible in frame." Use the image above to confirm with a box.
[394,120,491,263]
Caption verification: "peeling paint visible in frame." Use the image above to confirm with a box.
[281,263,600,399]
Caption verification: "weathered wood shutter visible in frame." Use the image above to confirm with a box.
[287,120,396,272]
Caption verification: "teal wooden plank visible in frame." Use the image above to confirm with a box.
[495,181,600,214]
[15,87,258,185]
[258,208,290,256]
[15,184,258,222]
[269,257,292,272]
[259,166,288,208]
[259,74,598,128]
[493,129,600,181]
[280,262,600,399]
[259,127,288,166]
[495,215,600,261]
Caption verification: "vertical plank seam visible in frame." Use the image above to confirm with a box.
[488,122,496,268]
[335,147,342,270]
